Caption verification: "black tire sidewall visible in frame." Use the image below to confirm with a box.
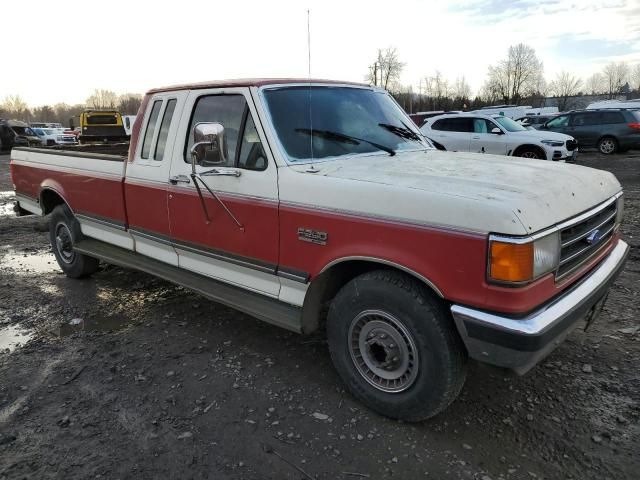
[327,272,465,420]
[49,205,98,278]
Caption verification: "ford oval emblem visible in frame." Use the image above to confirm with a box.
[586,229,602,245]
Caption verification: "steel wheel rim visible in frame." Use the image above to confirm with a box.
[521,151,539,159]
[600,139,615,154]
[55,223,75,264]
[348,310,419,393]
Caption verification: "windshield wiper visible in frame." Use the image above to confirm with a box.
[378,122,424,143]
[295,128,395,156]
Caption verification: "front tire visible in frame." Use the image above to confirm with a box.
[49,204,99,278]
[327,270,467,421]
[516,147,544,159]
[598,136,618,155]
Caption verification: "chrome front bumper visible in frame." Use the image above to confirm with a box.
[451,240,629,374]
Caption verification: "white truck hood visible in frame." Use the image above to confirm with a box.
[279,150,621,236]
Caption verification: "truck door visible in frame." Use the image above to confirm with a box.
[167,88,280,297]
[125,92,188,265]
[469,118,507,155]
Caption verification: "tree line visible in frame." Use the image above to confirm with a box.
[0,90,142,126]
[368,45,640,113]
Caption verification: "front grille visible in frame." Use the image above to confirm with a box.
[566,139,578,151]
[557,200,617,279]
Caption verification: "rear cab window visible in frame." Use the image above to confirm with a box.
[139,98,178,161]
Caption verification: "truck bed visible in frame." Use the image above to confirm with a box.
[19,142,130,158]
[10,146,128,228]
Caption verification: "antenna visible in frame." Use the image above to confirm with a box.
[307,8,316,167]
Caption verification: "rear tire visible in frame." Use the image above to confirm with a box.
[49,204,99,278]
[598,136,618,155]
[326,270,467,421]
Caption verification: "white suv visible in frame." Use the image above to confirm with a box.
[421,113,578,161]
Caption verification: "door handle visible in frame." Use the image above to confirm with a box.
[169,174,191,185]
[472,136,480,139]
[200,168,242,177]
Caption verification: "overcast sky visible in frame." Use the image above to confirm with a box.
[2,0,639,106]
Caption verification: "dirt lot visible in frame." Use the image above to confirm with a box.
[0,150,638,480]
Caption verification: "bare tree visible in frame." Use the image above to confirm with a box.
[549,71,582,111]
[631,64,640,92]
[585,73,605,94]
[86,89,118,109]
[118,93,143,115]
[1,95,31,120]
[602,62,629,98]
[452,76,472,102]
[484,44,544,104]
[366,47,405,92]
[422,71,452,110]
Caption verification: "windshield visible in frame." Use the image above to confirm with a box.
[86,114,119,125]
[493,116,527,132]
[34,128,44,135]
[263,86,428,162]
[12,126,36,136]
[44,129,55,134]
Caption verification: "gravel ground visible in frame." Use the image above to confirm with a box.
[0,150,638,480]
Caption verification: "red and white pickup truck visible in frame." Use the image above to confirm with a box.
[10,79,629,421]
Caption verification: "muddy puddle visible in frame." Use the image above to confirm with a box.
[1,250,58,274]
[0,324,33,352]
[0,191,15,217]
[54,315,131,337]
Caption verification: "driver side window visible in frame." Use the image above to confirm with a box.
[185,94,267,171]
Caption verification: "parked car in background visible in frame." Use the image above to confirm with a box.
[6,120,41,146]
[33,128,78,146]
[586,99,640,110]
[0,120,29,151]
[409,111,447,127]
[422,113,578,161]
[122,115,137,136]
[30,122,64,129]
[541,109,640,154]
[79,110,128,143]
[516,114,558,129]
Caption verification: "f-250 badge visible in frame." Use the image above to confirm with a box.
[297,227,328,245]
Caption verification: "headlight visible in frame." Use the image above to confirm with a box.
[488,232,560,284]
[540,140,564,147]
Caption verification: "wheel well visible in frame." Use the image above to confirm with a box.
[40,189,67,215]
[300,260,443,334]
[598,135,617,144]
[513,144,546,159]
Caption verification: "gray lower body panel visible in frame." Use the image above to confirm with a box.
[74,238,303,333]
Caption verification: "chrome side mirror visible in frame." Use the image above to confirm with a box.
[190,122,226,171]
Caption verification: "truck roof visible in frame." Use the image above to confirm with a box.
[147,78,369,94]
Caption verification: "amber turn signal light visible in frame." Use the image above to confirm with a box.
[489,241,534,283]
